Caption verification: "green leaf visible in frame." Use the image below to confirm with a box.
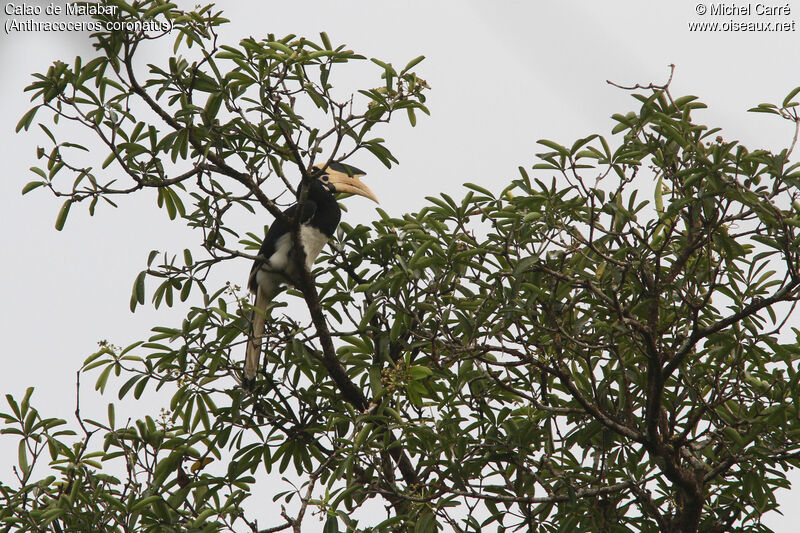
[672,95,699,109]
[408,365,433,380]
[18,440,29,475]
[204,93,222,122]
[21,181,45,195]
[130,271,147,312]
[748,104,780,115]
[463,182,494,198]
[320,31,332,50]
[143,3,173,19]
[654,176,664,215]
[95,364,112,393]
[266,41,293,54]
[323,515,339,533]
[783,86,800,107]
[407,107,417,127]
[131,495,165,512]
[162,188,177,220]
[16,106,39,132]
[371,58,397,76]
[39,507,65,527]
[54,200,72,231]
[537,139,569,156]
[401,55,425,74]
[415,511,437,533]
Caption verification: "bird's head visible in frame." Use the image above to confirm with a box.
[312,162,379,203]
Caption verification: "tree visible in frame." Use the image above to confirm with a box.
[4,2,800,532]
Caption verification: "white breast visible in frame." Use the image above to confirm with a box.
[254,227,330,292]
[298,225,329,270]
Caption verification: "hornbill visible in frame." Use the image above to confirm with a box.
[243,162,378,384]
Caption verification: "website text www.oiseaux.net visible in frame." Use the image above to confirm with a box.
[688,19,795,31]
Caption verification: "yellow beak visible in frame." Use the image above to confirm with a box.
[315,163,379,204]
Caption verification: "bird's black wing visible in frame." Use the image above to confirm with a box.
[247,199,318,292]
[244,197,319,385]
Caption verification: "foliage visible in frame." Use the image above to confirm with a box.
[5,2,800,532]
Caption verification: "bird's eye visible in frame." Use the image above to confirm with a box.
[320,174,329,183]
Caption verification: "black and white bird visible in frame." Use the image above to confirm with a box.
[243,162,378,384]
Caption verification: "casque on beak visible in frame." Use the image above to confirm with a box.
[315,163,379,204]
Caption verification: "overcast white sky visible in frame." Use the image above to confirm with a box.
[2,1,799,530]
